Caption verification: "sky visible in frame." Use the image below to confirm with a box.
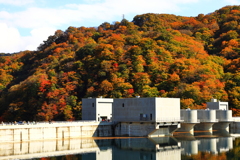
[0,0,240,53]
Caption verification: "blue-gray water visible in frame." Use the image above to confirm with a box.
[1,131,240,160]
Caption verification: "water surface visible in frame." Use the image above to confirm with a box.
[1,131,240,160]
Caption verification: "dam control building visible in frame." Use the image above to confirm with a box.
[82,97,182,137]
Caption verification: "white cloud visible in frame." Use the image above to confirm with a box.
[0,7,85,29]
[66,0,200,21]
[22,27,56,51]
[224,0,240,4]
[0,0,230,53]
[0,23,22,53]
[0,0,34,6]
[0,0,203,30]
[173,0,199,3]
[0,23,55,53]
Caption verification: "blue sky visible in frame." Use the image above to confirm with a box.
[0,0,240,53]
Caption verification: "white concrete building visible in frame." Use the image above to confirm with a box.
[178,109,199,133]
[112,97,181,122]
[82,97,181,137]
[207,98,229,110]
[207,99,233,131]
[179,99,233,133]
[82,97,113,122]
[112,97,181,137]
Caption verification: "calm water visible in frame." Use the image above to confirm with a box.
[1,131,240,160]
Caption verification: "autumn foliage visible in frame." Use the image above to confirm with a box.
[1,5,240,121]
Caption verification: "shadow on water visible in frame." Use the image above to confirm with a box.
[0,130,240,160]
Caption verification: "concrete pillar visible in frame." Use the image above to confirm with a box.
[181,110,198,123]
[216,110,233,122]
[213,122,230,131]
[177,123,196,133]
[194,122,215,131]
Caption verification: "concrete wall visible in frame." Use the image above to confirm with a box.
[113,97,180,122]
[207,101,229,110]
[113,98,156,122]
[0,122,113,142]
[216,110,232,122]
[82,98,113,121]
[230,121,240,132]
[197,110,218,123]
[114,122,180,137]
[178,109,233,132]
[82,98,97,120]
[114,122,156,137]
[181,109,198,123]
[230,117,240,132]
[194,110,218,131]
[156,98,180,121]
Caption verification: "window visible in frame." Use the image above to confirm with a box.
[150,114,152,120]
[140,114,147,121]
[92,103,94,107]
[122,103,124,107]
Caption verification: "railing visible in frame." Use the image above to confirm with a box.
[180,117,200,123]
[37,120,97,124]
[0,120,98,126]
[155,118,182,122]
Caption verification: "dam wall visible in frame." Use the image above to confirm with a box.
[0,121,113,142]
[1,117,240,143]
[230,117,240,133]
[114,122,180,137]
[0,120,181,142]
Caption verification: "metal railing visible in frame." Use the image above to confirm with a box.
[0,120,98,126]
[180,117,200,123]
[155,117,182,122]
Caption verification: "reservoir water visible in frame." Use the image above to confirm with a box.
[1,131,240,160]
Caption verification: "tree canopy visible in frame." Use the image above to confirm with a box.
[1,5,240,121]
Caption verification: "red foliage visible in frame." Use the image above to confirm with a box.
[232,108,240,117]
[113,63,119,68]
[39,76,51,92]
[128,88,134,94]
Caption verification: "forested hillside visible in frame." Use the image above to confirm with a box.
[0,6,240,121]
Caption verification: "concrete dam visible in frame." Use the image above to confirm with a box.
[0,97,239,142]
[0,121,113,142]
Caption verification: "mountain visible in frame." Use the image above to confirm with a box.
[0,5,240,121]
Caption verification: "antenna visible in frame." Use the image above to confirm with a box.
[123,14,125,20]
